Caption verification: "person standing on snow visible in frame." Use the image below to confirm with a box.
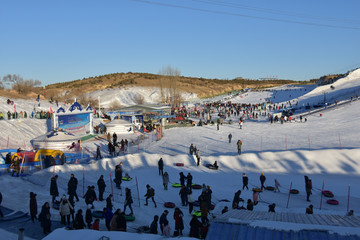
[242,173,249,190]
[228,133,232,143]
[50,175,59,204]
[159,210,169,234]
[29,192,38,222]
[68,173,79,203]
[96,145,102,160]
[162,172,169,190]
[97,175,106,201]
[150,215,159,234]
[144,184,157,207]
[59,195,73,226]
[306,178,312,202]
[38,202,52,234]
[237,140,242,155]
[124,188,134,215]
[179,172,186,186]
[158,158,164,176]
[260,173,266,190]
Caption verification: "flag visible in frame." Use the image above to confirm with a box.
[50,107,53,114]
[14,104,16,112]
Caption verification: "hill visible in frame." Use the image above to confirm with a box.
[44,72,298,101]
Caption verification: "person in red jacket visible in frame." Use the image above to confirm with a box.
[93,218,100,230]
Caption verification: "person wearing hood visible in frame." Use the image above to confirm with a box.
[59,195,73,226]
[150,215,159,234]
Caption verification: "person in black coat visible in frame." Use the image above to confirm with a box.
[150,215,159,234]
[68,174,79,202]
[246,199,254,211]
[106,194,113,210]
[30,192,38,222]
[113,132,117,145]
[189,215,202,238]
[179,172,186,186]
[73,209,85,229]
[186,173,193,191]
[114,164,122,189]
[144,184,157,207]
[117,212,127,232]
[97,175,106,201]
[268,203,276,212]
[85,208,93,228]
[84,186,97,209]
[158,158,164,176]
[232,190,243,209]
[242,173,249,190]
[50,175,59,204]
[159,210,168,234]
[5,152,11,164]
[124,188,134,215]
[38,202,51,234]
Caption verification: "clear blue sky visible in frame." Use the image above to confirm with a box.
[1,0,360,85]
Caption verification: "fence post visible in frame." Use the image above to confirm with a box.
[285,135,287,151]
[286,182,292,208]
[308,136,311,151]
[260,136,263,152]
[83,168,85,197]
[347,184,350,212]
[136,177,140,208]
[320,180,324,210]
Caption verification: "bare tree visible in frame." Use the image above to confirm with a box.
[134,93,145,104]
[2,74,41,94]
[158,66,181,107]
[109,99,122,110]
[77,94,97,108]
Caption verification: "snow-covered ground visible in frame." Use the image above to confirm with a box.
[1,68,360,239]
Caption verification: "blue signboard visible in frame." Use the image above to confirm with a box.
[58,113,91,134]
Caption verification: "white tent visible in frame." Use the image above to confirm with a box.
[105,119,133,134]
[31,130,80,150]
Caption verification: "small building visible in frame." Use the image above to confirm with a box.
[31,130,80,151]
[105,118,133,134]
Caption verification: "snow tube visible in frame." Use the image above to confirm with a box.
[175,163,184,167]
[322,190,334,198]
[252,188,262,192]
[327,199,339,205]
[290,189,299,194]
[193,201,200,207]
[192,184,202,189]
[92,210,103,218]
[265,186,275,191]
[172,183,182,188]
[125,214,136,221]
[220,199,230,202]
[192,210,202,217]
[122,177,132,181]
[205,164,218,170]
[164,202,176,208]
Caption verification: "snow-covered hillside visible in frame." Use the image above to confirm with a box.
[1,68,360,240]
